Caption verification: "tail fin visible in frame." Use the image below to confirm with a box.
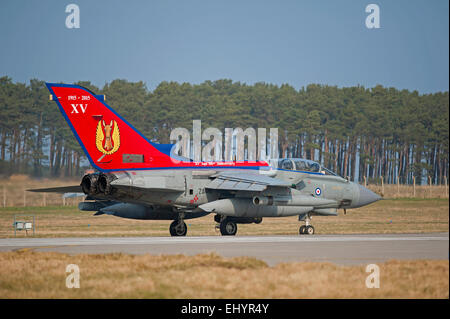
[46,83,176,172]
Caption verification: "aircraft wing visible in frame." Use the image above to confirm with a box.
[205,171,291,192]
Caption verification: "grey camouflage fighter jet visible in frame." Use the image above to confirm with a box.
[30,83,382,236]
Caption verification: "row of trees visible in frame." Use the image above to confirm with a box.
[0,76,448,184]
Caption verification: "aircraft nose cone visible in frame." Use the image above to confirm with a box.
[356,184,382,207]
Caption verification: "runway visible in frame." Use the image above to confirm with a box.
[0,233,448,265]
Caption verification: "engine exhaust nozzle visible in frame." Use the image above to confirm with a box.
[97,173,117,195]
[80,174,99,195]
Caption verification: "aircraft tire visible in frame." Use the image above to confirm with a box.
[169,220,187,236]
[220,219,237,236]
[299,225,307,235]
[306,225,315,235]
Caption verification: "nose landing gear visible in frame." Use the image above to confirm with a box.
[299,225,315,235]
[299,214,315,235]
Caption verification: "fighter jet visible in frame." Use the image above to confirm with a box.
[30,83,381,236]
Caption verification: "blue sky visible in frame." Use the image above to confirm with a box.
[0,0,448,93]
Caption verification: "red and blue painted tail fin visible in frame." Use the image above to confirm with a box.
[46,83,177,172]
[47,83,268,172]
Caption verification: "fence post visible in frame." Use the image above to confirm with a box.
[445,176,448,198]
[397,176,400,197]
[413,176,416,197]
[428,176,432,198]
[23,189,26,207]
[364,176,367,187]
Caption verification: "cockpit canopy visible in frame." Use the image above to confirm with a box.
[269,158,337,176]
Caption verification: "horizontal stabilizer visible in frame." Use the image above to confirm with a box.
[27,185,82,193]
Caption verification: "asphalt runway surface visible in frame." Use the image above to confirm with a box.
[1,233,448,265]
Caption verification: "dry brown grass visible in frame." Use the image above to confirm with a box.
[368,184,449,199]
[0,175,82,207]
[0,251,447,298]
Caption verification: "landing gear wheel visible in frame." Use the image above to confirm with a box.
[220,219,237,236]
[169,220,187,236]
[299,225,307,235]
[306,225,315,235]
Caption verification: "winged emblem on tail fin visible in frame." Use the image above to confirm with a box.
[96,120,120,155]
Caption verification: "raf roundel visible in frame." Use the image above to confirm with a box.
[314,187,322,196]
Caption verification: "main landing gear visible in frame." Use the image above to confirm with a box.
[219,218,238,236]
[213,215,263,236]
[169,219,187,236]
[299,214,315,235]
[214,215,238,236]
